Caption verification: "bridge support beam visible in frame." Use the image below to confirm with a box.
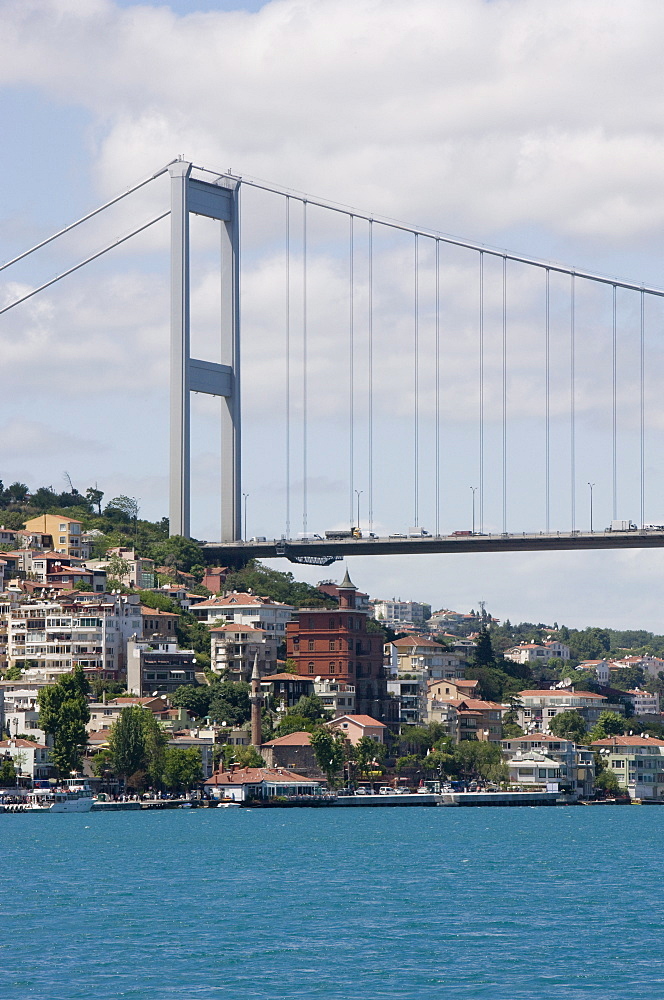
[169,161,241,540]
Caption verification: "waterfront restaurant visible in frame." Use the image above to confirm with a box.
[204,766,324,802]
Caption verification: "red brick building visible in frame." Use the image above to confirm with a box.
[286,569,397,726]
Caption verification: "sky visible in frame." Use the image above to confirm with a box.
[3,0,664,630]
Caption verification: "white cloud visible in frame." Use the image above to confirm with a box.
[4,0,664,625]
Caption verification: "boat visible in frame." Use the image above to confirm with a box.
[4,778,94,813]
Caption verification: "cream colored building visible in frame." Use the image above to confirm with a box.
[22,515,90,559]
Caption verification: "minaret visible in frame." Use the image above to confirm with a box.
[250,651,263,748]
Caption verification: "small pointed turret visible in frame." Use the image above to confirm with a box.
[338,567,356,608]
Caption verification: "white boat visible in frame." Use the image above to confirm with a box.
[21,778,94,813]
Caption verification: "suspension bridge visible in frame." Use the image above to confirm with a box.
[2,159,664,567]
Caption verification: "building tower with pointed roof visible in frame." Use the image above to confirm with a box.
[285,572,398,729]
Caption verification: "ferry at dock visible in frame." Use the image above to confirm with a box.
[1,778,94,813]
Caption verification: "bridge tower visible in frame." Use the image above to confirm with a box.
[169,160,241,541]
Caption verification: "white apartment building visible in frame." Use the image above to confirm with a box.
[192,592,294,634]
[209,623,279,682]
[372,599,431,627]
[517,689,624,733]
[625,688,660,715]
[504,641,570,664]
[313,677,356,717]
[0,681,49,743]
[577,660,610,684]
[2,594,143,681]
[0,737,54,781]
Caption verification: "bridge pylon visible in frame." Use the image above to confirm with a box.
[169,161,241,541]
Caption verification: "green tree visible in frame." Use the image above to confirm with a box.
[108,706,167,785]
[149,535,203,574]
[207,681,251,727]
[353,736,386,777]
[589,711,626,742]
[37,666,90,775]
[309,727,346,786]
[474,628,495,667]
[104,495,139,522]
[170,684,211,720]
[0,758,16,786]
[85,486,104,515]
[595,769,621,795]
[162,747,202,792]
[547,710,588,742]
[106,552,132,586]
[272,713,316,737]
[290,694,330,723]
[453,740,505,782]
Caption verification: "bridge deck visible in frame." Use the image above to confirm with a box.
[202,529,664,563]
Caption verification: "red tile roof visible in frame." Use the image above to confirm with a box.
[262,731,312,747]
[0,738,45,749]
[329,714,386,728]
[591,735,664,747]
[519,689,606,699]
[204,766,315,785]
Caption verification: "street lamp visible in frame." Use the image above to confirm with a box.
[242,493,249,540]
[354,489,363,531]
[470,487,477,534]
[588,483,595,533]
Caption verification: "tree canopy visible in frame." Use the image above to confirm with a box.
[37,666,90,775]
[547,710,588,742]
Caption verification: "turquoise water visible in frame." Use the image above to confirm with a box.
[2,805,664,999]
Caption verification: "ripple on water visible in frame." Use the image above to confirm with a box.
[1,806,664,999]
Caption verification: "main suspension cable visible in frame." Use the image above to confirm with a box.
[0,162,174,273]
[0,212,169,316]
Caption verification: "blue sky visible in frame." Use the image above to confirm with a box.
[3,0,664,630]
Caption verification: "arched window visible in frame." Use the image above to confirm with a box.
[329,618,336,630]
[329,661,336,673]
[308,662,315,674]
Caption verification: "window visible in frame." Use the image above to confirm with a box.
[547,709,557,718]
[308,663,315,674]
[329,618,336,630]
[329,662,336,673]
[329,640,335,651]
[308,639,315,651]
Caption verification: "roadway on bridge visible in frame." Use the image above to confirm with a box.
[202,529,664,565]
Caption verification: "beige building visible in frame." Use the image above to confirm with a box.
[385,635,465,680]
[22,515,90,559]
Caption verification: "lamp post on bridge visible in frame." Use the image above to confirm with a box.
[355,489,363,531]
[470,487,477,535]
[588,483,595,533]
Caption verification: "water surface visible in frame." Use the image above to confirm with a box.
[1,805,663,999]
